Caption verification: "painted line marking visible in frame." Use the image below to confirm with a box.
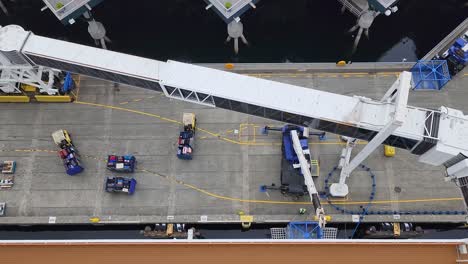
[74,101,367,147]
[75,78,81,102]
[3,148,463,207]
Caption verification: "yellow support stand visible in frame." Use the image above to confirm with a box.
[21,84,37,92]
[384,145,396,157]
[0,96,30,103]
[166,224,174,236]
[35,95,72,103]
[393,223,401,237]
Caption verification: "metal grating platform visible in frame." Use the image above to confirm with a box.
[411,60,451,90]
[322,227,338,239]
[270,228,287,239]
[287,221,323,239]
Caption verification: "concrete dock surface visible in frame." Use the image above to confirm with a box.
[0,63,466,224]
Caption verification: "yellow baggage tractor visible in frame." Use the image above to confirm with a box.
[52,129,73,147]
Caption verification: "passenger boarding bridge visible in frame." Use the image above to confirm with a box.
[0,24,467,205]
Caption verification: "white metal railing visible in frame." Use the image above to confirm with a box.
[352,101,442,141]
[394,106,441,141]
[160,84,216,108]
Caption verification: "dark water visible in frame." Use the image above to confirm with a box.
[0,0,466,62]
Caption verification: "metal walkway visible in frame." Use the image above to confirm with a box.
[0,24,467,168]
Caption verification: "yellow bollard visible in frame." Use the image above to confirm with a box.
[336,60,346,66]
[89,217,100,223]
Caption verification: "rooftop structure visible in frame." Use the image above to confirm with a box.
[204,0,258,23]
[0,239,466,264]
[41,0,104,25]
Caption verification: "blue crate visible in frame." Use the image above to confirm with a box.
[411,60,451,90]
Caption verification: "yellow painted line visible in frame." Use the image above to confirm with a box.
[75,100,368,147]
[343,72,371,75]
[75,101,182,124]
[5,148,462,207]
[238,123,258,143]
[119,102,129,105]
[142,167,463,206]
[182,183,463,205]
[133,98,142,102]
[238,123,244,142]
[13,149,55,153]
[243,72,398,78]
[377,72,399,75]
[253,124,256,143]
[75,78,81,102]
[75,74,81,86]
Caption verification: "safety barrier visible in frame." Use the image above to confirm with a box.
[35,95,73,103]
[0,96,30,103]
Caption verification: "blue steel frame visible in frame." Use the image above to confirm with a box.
[287,221,323,239]
[411,60,451,90]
